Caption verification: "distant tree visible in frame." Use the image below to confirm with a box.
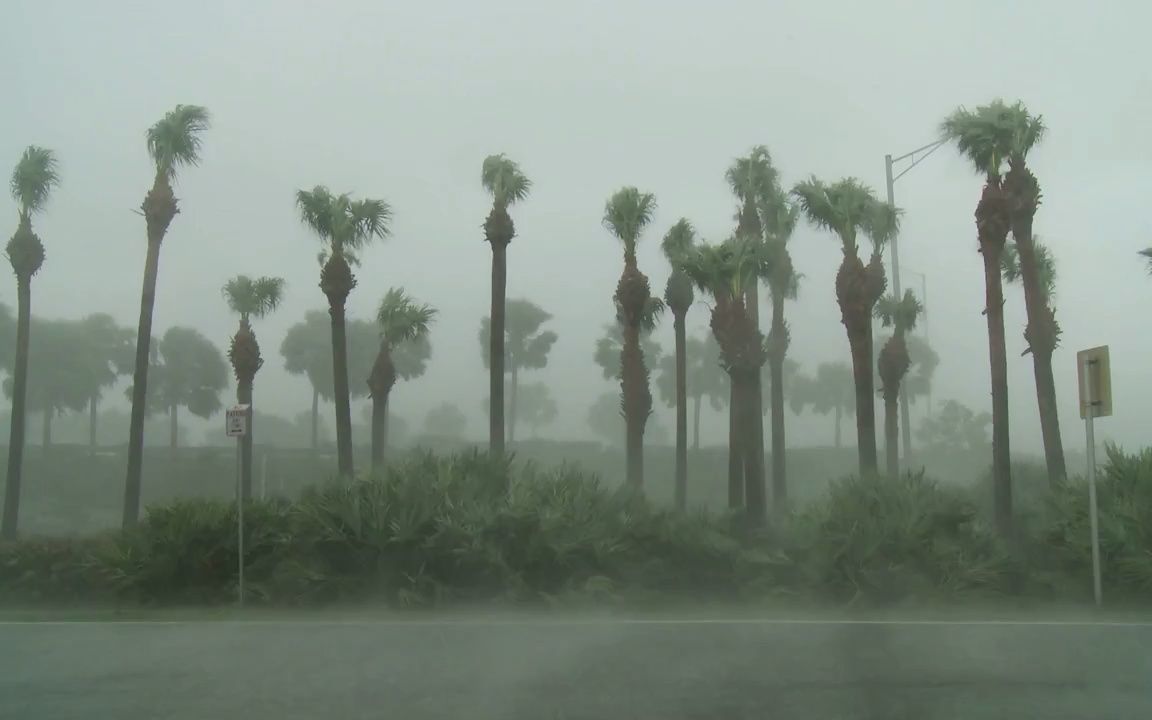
[876,290,924,479]
[660,218,696,510]
[295,186,391,477]
[133,327,228,449]
[593,300,664,382]
[903,335,940,413]
[75,313,134,449]
[223,275,285,500]
[368,288,436,469]
[918,400,991,455]
[3,318,89,448]
[125,105,210,529]
[586,391,669,448]
[791,362,856,449]
[655,334,727,450]
[604,186,659,488]
[483,382,558,438]
[4,145,60,540]
[481,154,532,457]
[478,298,557,443]
[424,402,467,440]
[280,311,377,449]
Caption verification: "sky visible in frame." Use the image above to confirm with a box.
[3,0,1150,453]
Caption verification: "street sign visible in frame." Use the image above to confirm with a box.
[1076,346,1112,419]
[226,404,250,438]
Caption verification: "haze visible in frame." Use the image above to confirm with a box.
[4,0,1150,451]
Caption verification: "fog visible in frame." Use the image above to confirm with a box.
[5,0,1151,452]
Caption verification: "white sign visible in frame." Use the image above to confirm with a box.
[226,404,250,438]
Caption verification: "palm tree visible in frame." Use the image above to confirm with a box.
[760,186,800,511]
[223,275,285,500]
[603,186,658,488]
[133,327,228,448]
[792,177,892,477]
[368,288,436,469]
[76,313,134,449]
[3,145,59,539]
[661,218,696,510]
[478,299,558,444]
[941,104,1016,534]
[997,101,1067,486]
[790,362,856,448]
[481,154,531,457]
[875,290,923,479]
[682,239,768,523]
[726,147,778,328]
[295,186,391,478]
[123,105,210,529]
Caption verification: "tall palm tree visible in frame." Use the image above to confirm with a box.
[604,186,658,488]
[682,239,768,524]
[3,146,59,539]
[661,218,696,510]
[478,299,558,444]
[123,105,210,528]
[481,154,531,458]
[368,288,436,469]
[876,290,923,479]
[998,101,1067,486]
[760,187,800,511]
[726,146,778,329]
[792,177,891,477]
[295,186,391,478]
[941,104,1015,534]
[223,275,285,500]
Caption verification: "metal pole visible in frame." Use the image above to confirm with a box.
[236,436,245,608]
[1083,359,1102,607]
[886,155,914,463]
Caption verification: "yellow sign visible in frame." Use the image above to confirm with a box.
[1077,346,1112,419]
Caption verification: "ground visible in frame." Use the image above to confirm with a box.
[2,609,1150,719]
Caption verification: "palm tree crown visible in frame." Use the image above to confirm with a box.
[875,290,923,333]
[940,100,1043,178]
[1003,238,1057,302]
[791,177,877,253]
[726,146,777,205]
[295,186,392,256]
[223,276,285,322]
[9,146,60,218]
[604,187,657,256]
[481,154,531,208]
[661,219,697,265]
[681,238,761,301]
[146,105,211,181]
[377,287,437,348]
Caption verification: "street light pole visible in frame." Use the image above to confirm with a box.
[884,138,947,462]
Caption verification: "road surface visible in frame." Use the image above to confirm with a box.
[2,615,1150,719]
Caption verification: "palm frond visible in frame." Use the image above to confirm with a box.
[9,146,60,215]
[661,218,696,265]
[725,145,777,203]
[874,289,922,332]
[1140,248,1152,276]
[603,186,657,249]
[345,197,392,251]
[296,187,391,252]
[1003,100,1046,159]
[940,100,1016,177]
[481,154,531,207]
[377,287,437,346]
[1034,238,1057,301]
[761,190,799,243]
[146,104,210,179]
[864,200,902,250]
[223,275,285,319]
[1001,242,1022,284]
[296,186,338,240]
[792,177,876,251]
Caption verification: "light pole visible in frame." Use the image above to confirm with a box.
[885,138,946,460]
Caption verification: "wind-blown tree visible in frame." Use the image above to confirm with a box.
[593,298,665,381]
[726,147,777,329]
[656,334,728,451]
[124,105,210,529]
[903,334,940,414]
[223,275,285,500]
[1002,237,1056,305]
[759,185,801,509]
[481,154,531,457]
[424,402,467,440]
[280,311,376,449]
[660,219,696,510]
[792,177,892,477]
[997,101,1067,486]
[295,186,391,478]
[603,186,659,488]
[3,318,89,449]
[478,298,557,444]
[682,239,769,522]
[875,290,923,479]
[587,391,670,448]
[135,327,228,449]
[941,104,1016,533]
[75,313,134,448]
[484,382,558,438]
[3,146,58,539]
[790,362,856,448]
[368,288,436,469]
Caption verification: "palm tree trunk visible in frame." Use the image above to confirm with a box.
[124,237,162,529]
[769,295,787,513]
[89,395,98,449]
[169,402,178,449]
[983,247,1013,535]
[310,387,319,450]
[885,390,899,480]
[1033,349,1065,484]
[1,277,32,540]
[692,393,702,451]
[620,322,646,487]
[849,329,879,476]
[328,301,354,477]
[727,376,744,510]
[238,378,254,501]
[742,369,767,526]
[371,392,389,471]
[489,242,507,457]
[673,313,688,511]
[508,364,518,445]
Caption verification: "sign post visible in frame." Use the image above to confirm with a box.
[225,404,250,607]
[1076,346,1111,607]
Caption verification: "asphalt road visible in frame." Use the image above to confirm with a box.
[2,616,1151,719]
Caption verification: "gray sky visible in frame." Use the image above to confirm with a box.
[4,0,1150,452]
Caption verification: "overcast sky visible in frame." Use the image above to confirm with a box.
[4,0,1150,452]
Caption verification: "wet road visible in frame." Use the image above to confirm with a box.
[2,616,1150,719]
